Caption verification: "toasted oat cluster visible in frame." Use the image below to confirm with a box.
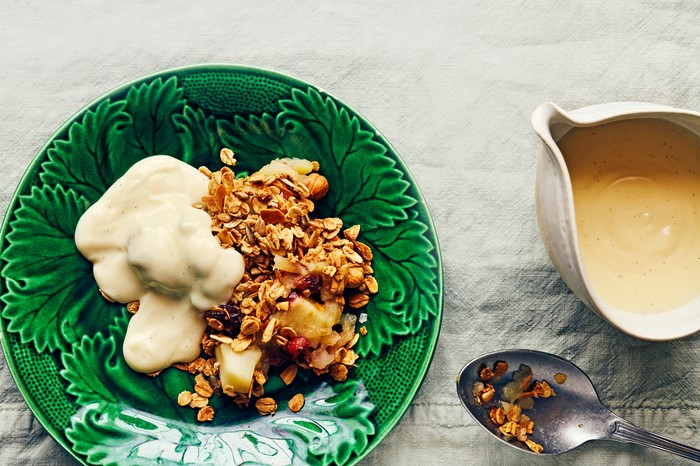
[168,149,377,420]
[473,362,555,454]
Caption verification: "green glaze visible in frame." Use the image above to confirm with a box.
[0,65,443,465]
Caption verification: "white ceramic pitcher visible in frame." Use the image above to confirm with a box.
[532,101,700,340]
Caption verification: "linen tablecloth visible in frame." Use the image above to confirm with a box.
[2,1,700,464]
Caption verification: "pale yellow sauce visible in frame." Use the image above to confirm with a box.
[75,156,244,372]
[560,118,700,314]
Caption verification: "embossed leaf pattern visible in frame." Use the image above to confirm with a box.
[119,77,186,164]
[67,404,195,466]
[5,77,194,354]
[65,336,375,466]
[358,217,439,354]
[173,105,221,167]
[277,89,415,223]
[0,185,109,352]
[39,100,130,202]
[1,69,441,466]
[301,380,375,466]
[61,313,195,422]
[218,113,289,171]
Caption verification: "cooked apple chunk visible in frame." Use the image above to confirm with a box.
[215,344,262,393]
[273,292,342,344]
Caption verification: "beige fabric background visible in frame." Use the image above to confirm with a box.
[2,1,700,464]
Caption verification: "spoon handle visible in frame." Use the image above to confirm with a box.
[608,417,700,462]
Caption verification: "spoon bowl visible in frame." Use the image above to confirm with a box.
[456,349,700,461]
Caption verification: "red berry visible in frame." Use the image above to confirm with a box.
[285,336,310,359]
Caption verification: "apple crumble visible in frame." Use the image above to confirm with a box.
[161,149,376,420]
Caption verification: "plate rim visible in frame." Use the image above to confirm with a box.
[0,63,444,465]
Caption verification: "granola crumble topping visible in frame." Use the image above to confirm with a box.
[125,152,379,420]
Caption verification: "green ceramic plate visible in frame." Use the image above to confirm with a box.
[0,65,443,466]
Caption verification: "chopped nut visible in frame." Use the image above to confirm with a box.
[261,318,277,344]
[480,385,495,403]
[172,362,190,372]
[276,301,290,311]
[532,381,556,398]
[359,326,368,336]
[280,364,298,385]
[489,406,506,425]
[480,367,495,381]
[517,427,528,442]
[304,173,329,200]
[197,406,215,422]
[525,439,544,454]
[499,421,519,437]
[220,148,236,166]
[494,361,508,376]
[554,372,567,385]
[364,276,379,294]
[346,267,365,288]
[288,393,305,413]
[329,364,348,381]
[222,385,237,397]
[261,208,286,224]
[255,397,277,416]
[253,370,267,387]
[188,358,206,373]
[343,224,361,242]
[202,358,219,377]
[340,349,359,366]
[347,333,360,349]
[505,402,521,422]
[354,241,373,261]
[177,391,193,406]
[477,362,555,454]
[473,382,495,405]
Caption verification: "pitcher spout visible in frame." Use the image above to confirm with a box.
[531,102,577,153]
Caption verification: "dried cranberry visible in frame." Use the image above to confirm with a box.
[285,336,310,359]
[267,347,290,367]
[204,303,242,336]
[294,274,322,294]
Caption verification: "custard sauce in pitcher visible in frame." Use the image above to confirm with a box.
[559,118,700,314]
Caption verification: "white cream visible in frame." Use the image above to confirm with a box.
[75,155,244,373]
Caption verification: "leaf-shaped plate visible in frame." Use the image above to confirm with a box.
[0,65,443,465]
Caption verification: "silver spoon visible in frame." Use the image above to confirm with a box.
[456,349,700,461]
